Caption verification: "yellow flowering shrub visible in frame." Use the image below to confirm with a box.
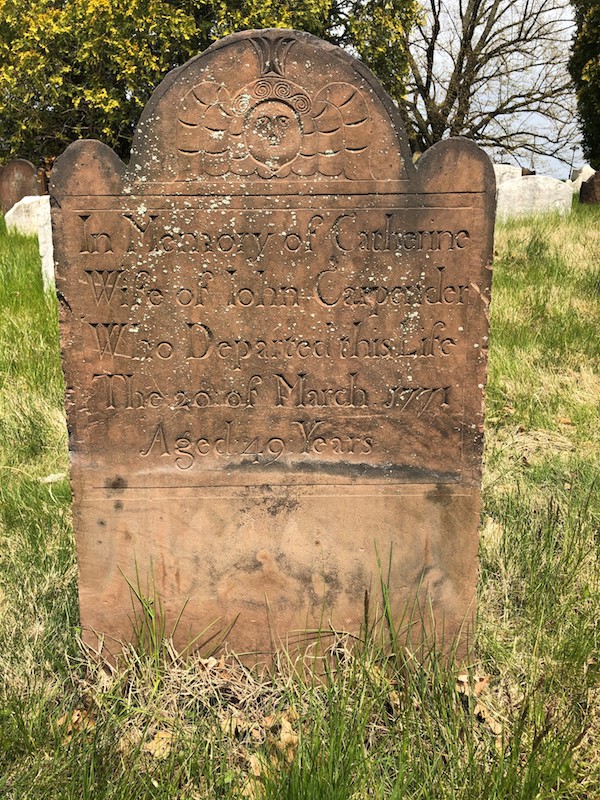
[0,0,419,162]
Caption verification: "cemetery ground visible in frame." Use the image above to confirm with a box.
[0,206,598,799]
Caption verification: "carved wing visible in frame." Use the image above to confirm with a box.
[295,83,373,179]
[177,83,236,178]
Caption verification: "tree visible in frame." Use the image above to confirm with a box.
[0,0,203,160]
[398,0,579,167]
[569,0,600,168]
[0,0,419,163]
[212,1,418,106]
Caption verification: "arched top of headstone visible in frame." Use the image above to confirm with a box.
[129,28,412,183]
[51,29,494,201]
[0,158,45,214]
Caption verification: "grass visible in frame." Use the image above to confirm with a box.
[0,207,598,798]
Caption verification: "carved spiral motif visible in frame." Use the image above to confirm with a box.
[274,81,292,99]
[232,93,252,114]
[254,80,272,99]
[292,93,311,114]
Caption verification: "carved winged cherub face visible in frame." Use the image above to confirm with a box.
[176,35,373,180]
[245,99,302,170]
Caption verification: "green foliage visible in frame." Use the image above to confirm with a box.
[0,0,419,163]
[0,0,204,160]
[213,0,417,105]
[570,0,600,168]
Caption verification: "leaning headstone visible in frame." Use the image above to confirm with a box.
[493,163,521,188]
[579,171,600,204]
[5,195,55,290]
[0,158,45,214]
[497,175,572,220]
[50,30,495,660]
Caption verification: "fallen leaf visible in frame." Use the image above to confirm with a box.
[263,714,280,730]
[250,726,263,742]
[274,716,299,763]
[241,777,265,800]
[198,656,219,670]
[57,708,95,742]
[558,417,574,426]
[143,730,173,760]
[456,673,489,697]
[278,717,299,750]
[220,710,251,737]
[248,753,266,778]
[474,702,503,736]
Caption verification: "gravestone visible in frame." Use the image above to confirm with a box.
[493,163,521,188]
[570,164,595,184]
[50,30,495,659]
[579,171,600,204]
[496,175,572,220]
[4,195,55,290]
[567,165,595,195]
[0,158,46,214]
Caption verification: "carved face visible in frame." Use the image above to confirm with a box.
[245,100,302,170]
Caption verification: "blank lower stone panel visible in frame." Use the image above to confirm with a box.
[78,485,480,655]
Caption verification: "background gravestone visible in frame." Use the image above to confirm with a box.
[0,158,46,214]
[493,163,521,188]
[4,195,55,290]
[579,171,600,204]
[50,29,495,659]
[496,175,572,220]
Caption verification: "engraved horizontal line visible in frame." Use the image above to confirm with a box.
[58,188,488,198]
[90,488,472,495]
[65,202,480,212]
[91,482,465,490]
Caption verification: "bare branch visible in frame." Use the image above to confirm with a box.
[400,0,580,165]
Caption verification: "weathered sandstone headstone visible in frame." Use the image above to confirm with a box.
[50,30,495,659]
[497,175,572,220]
[5,195,55,290]
[0,158,46,214]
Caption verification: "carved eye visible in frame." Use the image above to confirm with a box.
[277,115,291,128]
[255,116,271,133]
